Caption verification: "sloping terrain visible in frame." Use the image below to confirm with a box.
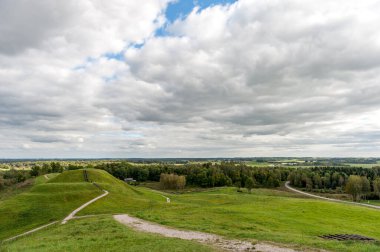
[2,216,215,252]
[3,170,380,251]
[0,170,100,240]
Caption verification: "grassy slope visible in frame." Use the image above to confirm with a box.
[0,171,100,240]
[81,181,380,252]
[1,216,214,252]
[4,169,380,251]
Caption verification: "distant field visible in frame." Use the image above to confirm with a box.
[244,161,270,166]
[345,163,378,168]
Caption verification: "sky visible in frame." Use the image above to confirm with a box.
[1,0,380,158]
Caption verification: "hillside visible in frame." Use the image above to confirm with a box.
[0,170,102,240]
[3,169,380,251]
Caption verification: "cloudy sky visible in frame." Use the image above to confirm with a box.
[1,0,380,158]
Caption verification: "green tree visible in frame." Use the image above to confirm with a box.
[50,162,63,173]
[245,177,255,193]
[41,163,51,174]
[30,166,41,177]
[361,176,370,199]
[373,177,380,198]
[0,175,4,190]
[345,175,363,202]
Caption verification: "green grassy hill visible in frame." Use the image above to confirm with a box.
[0,170,102,240]
[3,169,380,251]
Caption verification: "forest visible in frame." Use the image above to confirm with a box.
[3,161,380,201]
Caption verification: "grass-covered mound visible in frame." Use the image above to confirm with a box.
[0,170,104,240]
[4,169,380,251]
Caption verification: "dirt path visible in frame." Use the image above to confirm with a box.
[114,214,298,252]
[3,221,59,242]
[61,189,108,224]
[148,189,171,203]
[160,194,170,203]
[3,187,109,242]
[285,181,380,210]
[44,174,49,180]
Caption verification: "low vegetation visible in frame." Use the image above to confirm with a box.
[3,164,380,251]
[0,171,100,240]
[1,216,214,252]
[288,167,380,201]
[159,173,186,190]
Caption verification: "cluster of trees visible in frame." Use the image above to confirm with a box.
[94,161,290,191]
[0,169,30,189]
[0,162,66,190]
[159,173,186,190]
[288,167,380,201]
[29,162,63,176]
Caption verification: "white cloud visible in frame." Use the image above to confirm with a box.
[1,0,380,157]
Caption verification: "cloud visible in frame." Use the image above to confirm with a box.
[1,0,380,157]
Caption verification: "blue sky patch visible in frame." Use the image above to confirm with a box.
[156,0,237,36]
[165,0,237,23]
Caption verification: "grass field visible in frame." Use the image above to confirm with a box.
[244,161,271,167]
[3,169,380,251]
[344,163,379,168]
[0,172,100,240]
[79,172,380,252]
[1,216,215,252]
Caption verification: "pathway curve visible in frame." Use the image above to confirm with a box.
[114,214,298,252]
[62,189,108,224]
[148,188,171,203]
[285,181,380,210]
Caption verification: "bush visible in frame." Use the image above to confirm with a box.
[159,173,186,190]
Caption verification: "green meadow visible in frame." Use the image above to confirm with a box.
[1,216,215,252]
[2,169,380,251]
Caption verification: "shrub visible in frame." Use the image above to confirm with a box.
[159,173,186,190]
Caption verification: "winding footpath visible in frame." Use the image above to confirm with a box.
[149,189,171,203]
[61,189,108,224]
[114,214,298,252]
[3,186,109,242]
[3,221,59,242]
[285,181,380,210]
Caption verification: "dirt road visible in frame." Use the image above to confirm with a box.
[114,214,298,252]
[285,181,380,210]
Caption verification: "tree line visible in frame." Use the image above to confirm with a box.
[0,162,64,190]
[288,166,380,201]
[94,161,289,191]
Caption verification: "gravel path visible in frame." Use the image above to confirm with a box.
[114,214,298,252]
[61,189,108,224]
[285,181,380,210]
[3,221,59,242]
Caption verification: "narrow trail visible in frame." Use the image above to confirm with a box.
[44,174,49,180]
[285,181,380,210]
[114,214,298,252]
[3,185,109,242]
[61,189,108,224]
[3,221,58,242]
[149,189,171,203]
